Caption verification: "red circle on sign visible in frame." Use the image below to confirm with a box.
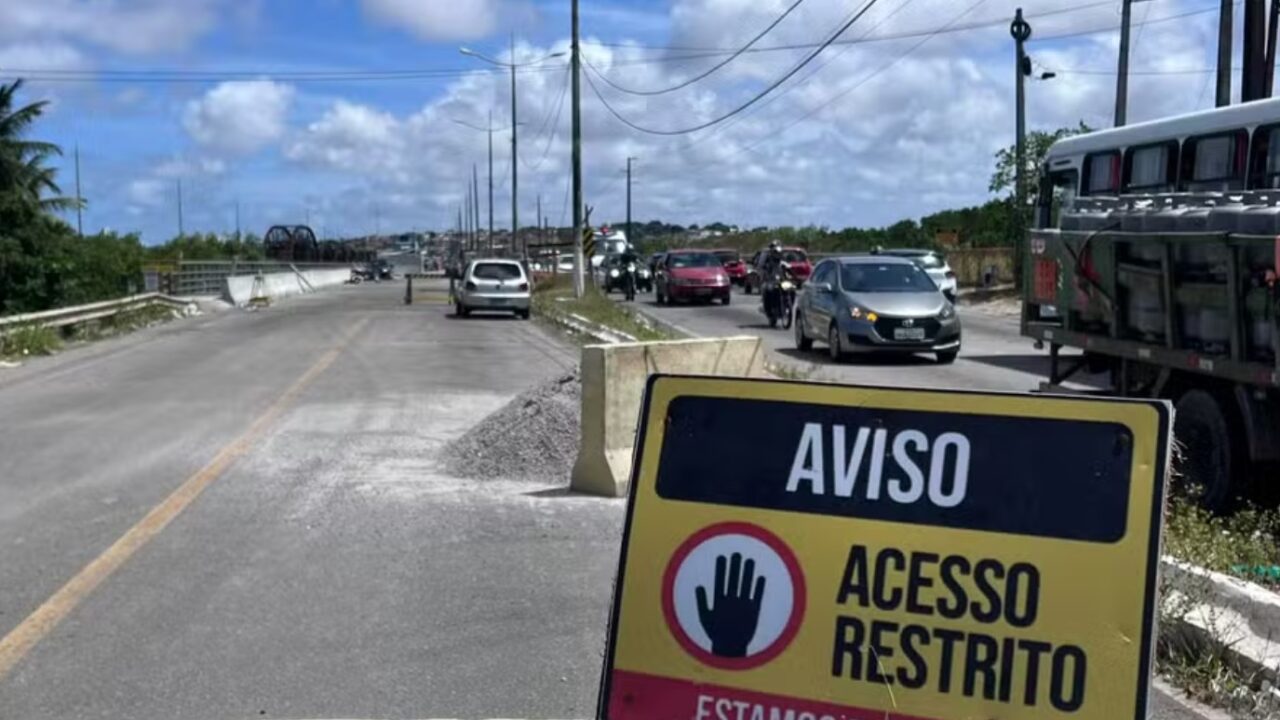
[661,521,806,671]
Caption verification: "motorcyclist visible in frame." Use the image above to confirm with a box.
[760,240,786,316]
[619,244,641,299]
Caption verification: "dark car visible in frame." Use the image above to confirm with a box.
[655,249,731,305]
[374,258,394,280]
[792,256,961,363]
[712,249,748,286]
[745,247,812,293]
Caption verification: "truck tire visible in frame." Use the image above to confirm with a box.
[1174,389,1242,511]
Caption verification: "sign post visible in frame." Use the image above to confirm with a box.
[599,376,1170,720]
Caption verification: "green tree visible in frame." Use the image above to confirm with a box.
[0,80,81,212]
[989,121,1092,208]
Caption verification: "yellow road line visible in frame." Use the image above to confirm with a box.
[0,318,369,681]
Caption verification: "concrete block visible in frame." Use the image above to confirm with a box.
[222,268,352,307]
[570,336,765,497]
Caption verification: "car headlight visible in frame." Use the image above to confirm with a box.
[639,269,650,278]
[714,275,728,285]
[940,304,956,319]
[849,306,877,322]
[609,269,620,277]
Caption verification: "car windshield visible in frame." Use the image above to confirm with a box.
[668,253,721,268]
[782,250,807,262]
[840,263,938,292]
[472,263,523,281]
[890,252,944,269]
[713,251,740,263]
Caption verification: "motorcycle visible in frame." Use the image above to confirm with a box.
[623,262,638,302]
[762,266,797,329]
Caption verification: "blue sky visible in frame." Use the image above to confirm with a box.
[2,0,1230,244]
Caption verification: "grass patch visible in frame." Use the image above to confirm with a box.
[532,275,672,343]
[1,302,180,361]
[1156,479,1280,715]
[765,361,818,381]
[0,324,62,358]
[1164,492,1280,583]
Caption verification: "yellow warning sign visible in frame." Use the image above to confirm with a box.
[599,376,1170,720]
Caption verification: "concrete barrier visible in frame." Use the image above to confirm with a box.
[223,268,351,307]
[570,336,766,497]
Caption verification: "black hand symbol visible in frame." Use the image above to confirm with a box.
[696,552,766,658]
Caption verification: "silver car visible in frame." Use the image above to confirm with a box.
[878,248,957,300]
[793,256,961,363]
[456,259,531,319]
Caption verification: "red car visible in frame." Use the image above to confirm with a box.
[712,249,748,286]
[745,247,812,294]
[656,249,732,305]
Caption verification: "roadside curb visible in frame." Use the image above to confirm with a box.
[1162,556,1280,682]
[623,303,694,339]
[538,303,636,344]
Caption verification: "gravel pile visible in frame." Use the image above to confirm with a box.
[440,372,581,482]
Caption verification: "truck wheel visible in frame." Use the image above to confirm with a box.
[1174,389,1242,511]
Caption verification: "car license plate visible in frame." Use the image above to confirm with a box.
[489,298,509,306]
[693,288,711,295]
[894,327,926,340]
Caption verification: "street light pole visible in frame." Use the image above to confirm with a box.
[473,163,481,253]
[1011,8,1031,292]
[571,0,584,298]
[626,157,636,247]
[488,110,494,251]
[510,33,519,261]
[1115,0,1131,126]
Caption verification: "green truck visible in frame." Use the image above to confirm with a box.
[1023,98,1280,507]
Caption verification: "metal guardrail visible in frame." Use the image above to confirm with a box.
[0,293,195,331]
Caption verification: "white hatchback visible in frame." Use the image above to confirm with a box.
[456,259,531,319]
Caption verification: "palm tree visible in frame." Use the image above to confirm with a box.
[0,79,82,213]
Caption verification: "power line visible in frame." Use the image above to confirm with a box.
[587,0,808,96]
[585,0,882,136]
[520,64,571,172]
[682,0,920,151]
[0,2,1218,87]
[0,62,568,84]
[718,0,990,167]
[582,0,1123,54]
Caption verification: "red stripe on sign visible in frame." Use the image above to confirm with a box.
[607,670,939,720]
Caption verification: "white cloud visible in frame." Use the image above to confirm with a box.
[361,0,500,41]
[285,101,406,175]
[183,80,296,155]
[127,178,165,208]
[0,0,230,55]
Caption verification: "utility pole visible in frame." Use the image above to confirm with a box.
[1218,0,1234,106]
[1011,8,1031,290]
[235,200,241,242]
[534,193,541,262]
[1266,0,1279,97]
[571,0,585,298]
[473,163,481,254]
[509,33,520,264]
[176,179,185,238]
[1244,0,1267,102]
[466,182,474,250]
[1115,0,1132,126]
[71,143,84,238]
[626,157,636,246]
[488,109,495,251]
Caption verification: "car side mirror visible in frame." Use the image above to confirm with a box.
[815,282,834,293]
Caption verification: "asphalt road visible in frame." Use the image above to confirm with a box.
[0,279,620,719]
[0,275,1217,719]
[626,283,1101,392]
